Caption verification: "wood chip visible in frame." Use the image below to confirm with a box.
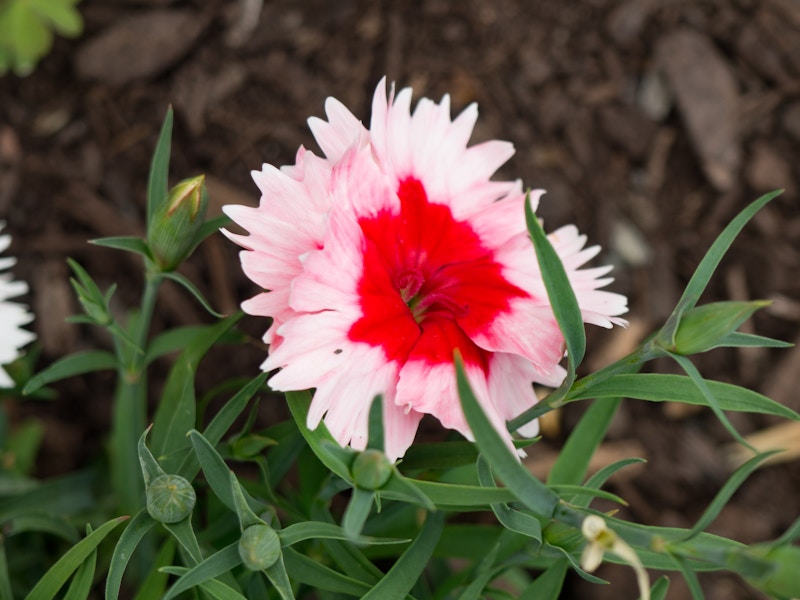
[74,10,209,86]
[656,28,741,192]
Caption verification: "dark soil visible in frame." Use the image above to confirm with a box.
[2,1,800,598]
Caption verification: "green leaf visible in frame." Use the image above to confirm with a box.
[161,271,224,318]
[178,373,268,479]
[29,0,83,36]
[381,477,515,509]
[263,554,295,600]
[283,547,372,596]
[192,214,232,250]
[524,192,585,405]
[649,576,670,600]
[366,395,384,452]
[186,430,263,515]
[568,373,800,421]
[670,353,754,449]
[163,517,203,565]
[680,451,778,542]
[147,108,174,227]
[547,484,627,506]
[229,471,265,532]
[163,543,242,600]
[278,521,408,547]
[90,236,152,260]
[548,398,621,486]
[0,471,94,520]
[669,553,705,600]
[713,331,793,349]
[23,351,117,395]
[455,355,560,518]
[574,458,646,508]
[151,313,241,472]
[132,537,175,600]
[476,457,542,543]
[105,509,157,600]
[0,543,12,600]
[286,390,354,482]
[2,512,79,542]
[6,419,44,476]
[342,488,376,540]
[659,190,782,344]
[137,426,165,488]
[361,511,444,600]
[518,560,568,600]
[24,516,127,600]
[62,530,96,600]
[160,566,248,600]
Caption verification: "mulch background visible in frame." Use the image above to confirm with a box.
[2,1,800,598]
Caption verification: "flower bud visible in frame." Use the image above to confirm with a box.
[670,300,769,355]
[146,473,196,523]
[351,449,393,490]
[147,175,208,271]
[239,523,281,571]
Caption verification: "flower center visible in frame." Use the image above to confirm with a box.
[393,266,469,322]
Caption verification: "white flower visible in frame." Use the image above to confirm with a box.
[0,223,35,387]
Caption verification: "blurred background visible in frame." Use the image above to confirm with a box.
[1,0,799,597]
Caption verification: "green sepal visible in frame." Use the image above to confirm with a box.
[668,300,770,355]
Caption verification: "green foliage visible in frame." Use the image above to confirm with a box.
[0,0,82,76]
[6,108,796,600]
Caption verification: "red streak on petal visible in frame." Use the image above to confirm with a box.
[348,177,527,366]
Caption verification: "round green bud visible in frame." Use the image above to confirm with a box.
[146,473,196,523]
[239,524,281,571]
[351,449,393,490]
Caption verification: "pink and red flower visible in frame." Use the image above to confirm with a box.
[225,79,627,461]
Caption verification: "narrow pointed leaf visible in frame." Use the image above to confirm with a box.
[366,395,384,451]
[568,373,800,421]
[660,189,782,342]
[163,518,203,565]
[574,458,646,508]
[151,313,241,472]
[476,457,542,543]
[106,509,157,600]
[713,332,793,349]
[263,554,295,600]
[680,451,779,542]
[456,355,559,517]
[162,543,241,600]
[24,516,127,600]
[62,546,96,600]
[132,538,176,600]
[548,398,621,486]
[160,566,248,600]
[278,521,407,547]
[361,511,444,600]
[519,560,568,600]
[286,391,354,482]
[283,547,372,595]
[178,372,267,479]
[342,488,375,540]
[147,108,174,225]
[23,351,117,395]
[91,236,152,260]
[161,271,224,317]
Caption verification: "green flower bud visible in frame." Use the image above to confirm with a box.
[147,175,208,271]
[146,473,196,523]
[670,300,769,355]
[239,523,281,571]
[747,545,800,599]
[351,449,393,490]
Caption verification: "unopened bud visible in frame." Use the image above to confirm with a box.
[670,300,769,355]
[239,524,281,571]
[146,473,196,523]
[351,449,393,490]
[147,175,208,271]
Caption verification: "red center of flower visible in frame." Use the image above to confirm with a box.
[347,177,526,365]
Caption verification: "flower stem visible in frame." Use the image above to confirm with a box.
[110,269,162,515]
